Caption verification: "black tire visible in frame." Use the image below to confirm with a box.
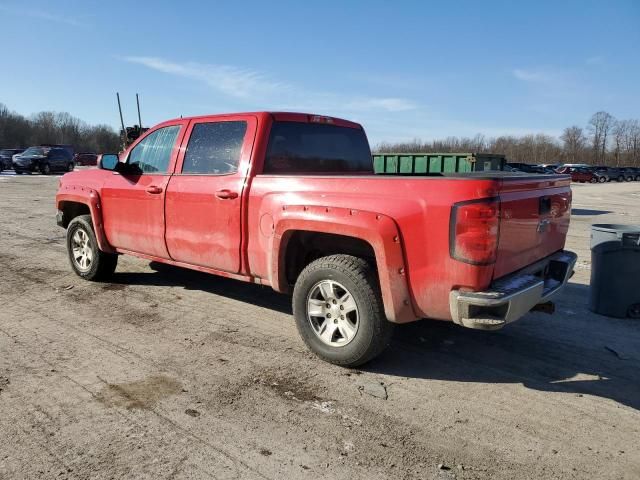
[67,162,75,172]
[598,176,606,183]
[40,163,51,175]
[66,214,118,281]
[292,254,393,367]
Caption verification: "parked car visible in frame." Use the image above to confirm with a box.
[620,167,639,181]
[591,166,626,182]
[40,143,75,159]
[628,167,640,181]
[503,165,521,173]
[590,166,611,182]
[507,163,556,175]
[555,166,603,183]
[0,148,24,170]
[13,146,75,174]
[55,111,576,366]
[73,152,98,166]
[558,163,591,169]
[539,163,561,170]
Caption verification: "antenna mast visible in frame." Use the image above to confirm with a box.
[116,92,126,149]
[136,93,142,128]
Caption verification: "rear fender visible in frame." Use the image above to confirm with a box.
[271,205,418,323]
[56,186,115,254]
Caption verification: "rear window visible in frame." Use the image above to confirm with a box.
[263,122,372,174]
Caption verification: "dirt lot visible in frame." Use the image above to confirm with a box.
[1,172,639,480]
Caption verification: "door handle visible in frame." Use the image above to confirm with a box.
[215,189,238,200]
[146,185,163,194]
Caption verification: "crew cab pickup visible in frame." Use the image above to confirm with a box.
[55,112,577,366]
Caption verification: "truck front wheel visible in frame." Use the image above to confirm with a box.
[292,254,393,367]
[66,214,118,280]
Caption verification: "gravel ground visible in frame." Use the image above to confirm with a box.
[1,171,639,480]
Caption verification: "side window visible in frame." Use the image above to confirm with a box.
[128,125,181,174]
[182,121,247,174]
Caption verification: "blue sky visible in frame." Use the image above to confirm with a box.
[1,0,638,144]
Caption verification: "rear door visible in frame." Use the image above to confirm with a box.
[101,122,187,258]
[164,115,257,272]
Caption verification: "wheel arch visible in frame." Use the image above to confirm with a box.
[57,189,115,253]
[270,205,418,323]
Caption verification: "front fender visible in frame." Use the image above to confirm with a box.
[270,205,418,323]
[56,185,115,254]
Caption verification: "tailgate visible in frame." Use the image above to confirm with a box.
[494,175,572,279]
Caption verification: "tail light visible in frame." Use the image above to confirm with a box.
[450,198,500,265]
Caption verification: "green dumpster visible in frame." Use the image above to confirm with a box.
[372,153,506,175]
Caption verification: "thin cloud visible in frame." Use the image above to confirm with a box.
[0,5,86,27]
[121,56,417,113]
[513,68,553,83]
[122,56,286,99]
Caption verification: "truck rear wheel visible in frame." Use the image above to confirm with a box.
[66,214,118,281]
[292,254,393,367]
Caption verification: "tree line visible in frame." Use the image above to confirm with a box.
[0,103,121,153]
[2,103,639,167]
[375,111,640,167]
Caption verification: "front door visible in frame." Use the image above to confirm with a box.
[164,116,257,272]
[101,122,186,258]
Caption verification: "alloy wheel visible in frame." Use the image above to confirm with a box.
[71,228,93,272]
[307,280,359,347]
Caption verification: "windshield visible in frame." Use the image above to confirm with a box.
[264,121,373,174]
[22,147,46,157]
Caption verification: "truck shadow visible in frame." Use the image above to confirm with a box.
[366,283,640,411]
[108,261,293,315]
[108,267,640,411]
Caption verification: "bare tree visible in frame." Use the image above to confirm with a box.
[628,120,640,166]
[588,111,615,164]
[560,126,586,163]
[0,103,120,152]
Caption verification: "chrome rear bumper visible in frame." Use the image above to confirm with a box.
[449,251,577,330]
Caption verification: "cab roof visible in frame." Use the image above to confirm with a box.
[160,112,363,129]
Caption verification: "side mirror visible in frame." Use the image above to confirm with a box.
[99,154,119,171]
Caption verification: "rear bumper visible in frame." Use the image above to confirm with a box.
[449,250,577,330]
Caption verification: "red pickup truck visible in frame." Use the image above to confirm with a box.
[55,112,577,366]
